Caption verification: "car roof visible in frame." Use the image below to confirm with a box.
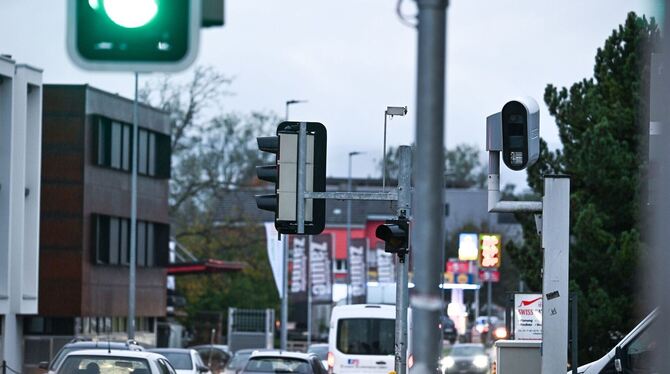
[249,351,315,360]
[149,348,195,354]
[307,344,328,348]
[65,341,134,348]
[234,349,259,354]
[65,349,164,360]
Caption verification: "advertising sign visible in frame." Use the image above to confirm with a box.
[479,269,500,282]
[514,293,543,340]
[309,234,333,304]
[377,250,395,283]
[349,238,368,304]
[264,222,284,297]
[479,234,502,268]
[446,259,472,274]
[458,233,479,261]
[289,236,308,302]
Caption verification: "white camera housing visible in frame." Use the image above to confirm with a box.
[501,97,539,171]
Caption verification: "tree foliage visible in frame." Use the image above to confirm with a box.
[507,12,658,362]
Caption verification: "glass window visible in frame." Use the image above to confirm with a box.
[336,318,394,355]
[97,118,110,166]
[228,352,252,370]
[623,325,656,372]
[111,122,122,169]
[57,355,149,374]
[148,133,156,176]
[137,222,146,267]
[109,218,119,265]
[157,352,192,370]
[96,216,110,264]
[122,124,131,171]
[138,129,148,174]
[244,358,310,373]
[146,223,155,267]
[120,219,129,265]
[450,345,486,356]
[307,345,328,361]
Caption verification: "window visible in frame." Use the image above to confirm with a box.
[92,214,168,267]
[336,318,395,355]
[93,115,170,178]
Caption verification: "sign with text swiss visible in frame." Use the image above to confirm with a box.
[478,234,502,268]
[514,293,543,340]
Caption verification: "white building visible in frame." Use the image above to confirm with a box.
[0,55,43,369]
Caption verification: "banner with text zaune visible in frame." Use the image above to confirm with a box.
[349,238,368,304]
[514,293,543,340]
[289,236,308,302]
[309,234,334,304]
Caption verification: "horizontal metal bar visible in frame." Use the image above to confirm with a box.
[304,191,398,201]
[489,200,542,213]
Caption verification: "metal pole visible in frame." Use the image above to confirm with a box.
[571,294,578,374]
[486,278,492,345]
[307,251,312,347]
[128,72,139,340]
[474,288,480,321]
[540,176,570,374]
[281,236,288,350]
[412,0,448,372]
[297,122,306,234]
[394,146,412,374]
[346,154,353,305]
[382,112,387,191]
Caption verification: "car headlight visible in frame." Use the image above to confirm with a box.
[473,355,488,369]
[494,326,508,339]
[440,356,455,370]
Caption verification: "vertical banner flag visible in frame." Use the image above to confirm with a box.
[309,234,333,304]
[264,222,284,298]
[367,245,378,282]
[349,238,368,304]
[290,236,308,302]
[376,243,396,283]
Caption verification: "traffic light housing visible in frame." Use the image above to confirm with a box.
[376,217,409,259]
[66,0,201,72]
[501,97,539,171]
[255,122,327,235]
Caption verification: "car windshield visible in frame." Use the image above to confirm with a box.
[306,346,327,361]
[450,346,485,357]
[57,355,150,374]
[157,352,192,370]
[229,352,252,370]
[244,357,310,373]
[336,318,395,355]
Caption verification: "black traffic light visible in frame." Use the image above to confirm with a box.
[66,0,201,72]
[376,217,409,259]
[501,98,540,171]
[255,122,327,235]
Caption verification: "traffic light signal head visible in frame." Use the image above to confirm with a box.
[501,97,539,171]
[376,218,409,256]
[67,0,201,72]
[255,122,327,235]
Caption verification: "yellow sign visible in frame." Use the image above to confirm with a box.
[445,272,454,283]
[457,273,469,284]
[479,234,502,268]
[458,233,479,261]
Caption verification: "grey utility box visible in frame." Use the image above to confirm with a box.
[495,340,541,374]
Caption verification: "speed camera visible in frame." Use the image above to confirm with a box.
[501,97,539,171]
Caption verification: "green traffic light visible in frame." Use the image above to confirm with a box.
[101,0,158,29]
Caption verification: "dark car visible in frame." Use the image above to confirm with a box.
[241,351,326,374]
[440,343,490,374]
[440,316,457,344]
[40,339,144,373]
[190,345,232,373]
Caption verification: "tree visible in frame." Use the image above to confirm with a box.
[380,143,486,188]
[506,12,658,362]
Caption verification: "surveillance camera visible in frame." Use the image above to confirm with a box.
[501,97,539,171]
[386,106,408,116]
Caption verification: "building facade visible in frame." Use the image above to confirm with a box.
[0,56,43,371]
[23,85,171,369]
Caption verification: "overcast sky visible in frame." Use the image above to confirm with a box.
[0,0,659,189]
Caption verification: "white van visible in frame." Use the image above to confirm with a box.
[328,304,411,374]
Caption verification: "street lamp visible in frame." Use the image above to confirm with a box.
[383,106,408,191]
[347,151,364,304]
[286,99,308,121]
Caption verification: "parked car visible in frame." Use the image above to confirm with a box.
[440,316,457,344]
[40,339,144,373]
[55,349,175,374]
[190,345,232,373]
[149,348,210,374]
[223,349,256,374]
[240,351,326,374]
[574,309,657,373]
[440,343,490,374]
[306,343,328,369]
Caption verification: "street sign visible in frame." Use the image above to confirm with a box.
[458,233,479,261]
[66,0,201,72]
[479,233,502,268]
[514,293,543,340]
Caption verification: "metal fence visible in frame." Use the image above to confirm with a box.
[227,308,274,352]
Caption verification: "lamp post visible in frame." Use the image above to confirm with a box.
[347,151,364,304]
[280,99,307,350]
[383,106,408,191]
